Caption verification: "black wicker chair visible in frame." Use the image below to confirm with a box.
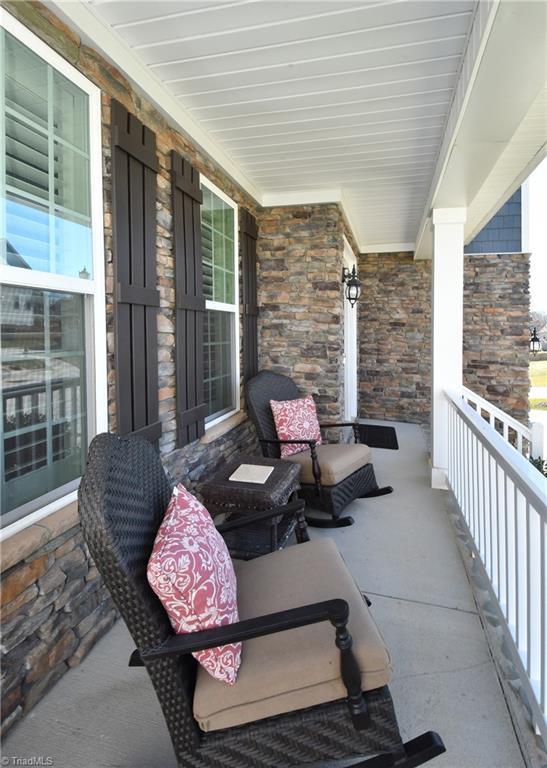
[78,433,444,768]
[246,370,392,527]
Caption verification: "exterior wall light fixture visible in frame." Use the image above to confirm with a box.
[341,265,362,307]
[530,327,541,355]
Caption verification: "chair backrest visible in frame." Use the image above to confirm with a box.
[245,370,300,458]
[78,433,200,756]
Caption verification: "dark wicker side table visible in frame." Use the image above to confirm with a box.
[200,455,307,560]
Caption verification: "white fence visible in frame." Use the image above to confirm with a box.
[462,386,545,458]
[446,389,547,741]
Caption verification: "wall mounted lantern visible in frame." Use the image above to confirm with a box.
[530,327,541,355]
[341,265,362,307]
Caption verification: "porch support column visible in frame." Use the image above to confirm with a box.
[431,207,466,489]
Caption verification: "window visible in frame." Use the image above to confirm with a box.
[0,13,106,531]
[201,179,239,425]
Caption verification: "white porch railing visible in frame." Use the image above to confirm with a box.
[462,385,545,458]
[446,389,547,741]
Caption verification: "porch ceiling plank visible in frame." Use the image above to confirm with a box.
[51,0,545,253]
[213,105,451,136]
[183,58,461,111]
[141,12,474,77]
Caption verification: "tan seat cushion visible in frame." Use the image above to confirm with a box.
[193,538,392,732]
[283,443,372,486]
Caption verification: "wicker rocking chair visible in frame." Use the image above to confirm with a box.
[246,370,393,527]
[78,433,444,768]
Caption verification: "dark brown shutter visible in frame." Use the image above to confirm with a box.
[241,209,259,381]
[111,100,161,443]
[171,151,207,446]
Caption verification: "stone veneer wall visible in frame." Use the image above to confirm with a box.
[0,0,260,734]
[358,252,432,424]
[463,252,530,423]
[358,251,530,425]
[256,204,346,421]
[1,505,116,734]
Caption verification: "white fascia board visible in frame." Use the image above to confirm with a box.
[360,242,415,254]
[47,0,261,205]
[413,0,500,260]
[465,139,547,244]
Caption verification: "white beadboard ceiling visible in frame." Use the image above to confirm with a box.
[85,0,479,249]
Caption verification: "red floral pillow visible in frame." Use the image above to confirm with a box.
[270,394,322,458]
[147,484,241,685]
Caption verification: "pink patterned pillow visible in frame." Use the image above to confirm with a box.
[270,394,322,458]
[147,484,241,685]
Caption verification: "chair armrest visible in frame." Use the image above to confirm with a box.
[320,422,361,443]
[216,499,305,533]
[130,597,369,729]
[134,599,348,662]
[258,438,317,446]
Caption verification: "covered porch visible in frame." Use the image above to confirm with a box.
[2,422,530,767]
[1,0,547,765]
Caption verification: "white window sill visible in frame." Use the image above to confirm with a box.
[0,490,79,543]
[1,497,79,573]
[200,411,246,444]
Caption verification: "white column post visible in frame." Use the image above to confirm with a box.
[431,207,467,489]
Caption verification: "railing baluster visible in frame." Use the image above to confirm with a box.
[482,444,487,566]
[513,484,521,650]
[526,502,531,676]
[505,474,510,627]
[541,521,546,716]
[477,437,482,555]
[466,425,471,524]
[460,413,464,505]
[495,460,501,602]
[488,454,494,582]
[473,434,479,543]
[448,406,454,489]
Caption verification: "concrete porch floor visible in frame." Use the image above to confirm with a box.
[3,422,525,768]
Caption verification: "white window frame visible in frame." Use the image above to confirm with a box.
[201,176,240,430]
[0,9,107,540]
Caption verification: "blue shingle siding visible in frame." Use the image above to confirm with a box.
[465,188,522,254]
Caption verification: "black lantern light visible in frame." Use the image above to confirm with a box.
[341,265,362,307]
[530,327,541,355]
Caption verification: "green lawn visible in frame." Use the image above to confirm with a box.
[530,360,547,387]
